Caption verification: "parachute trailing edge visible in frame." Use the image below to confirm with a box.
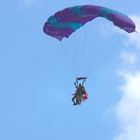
[43,5,136,40]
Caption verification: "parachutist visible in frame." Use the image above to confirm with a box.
[43,5,136,107]
[72,77,88,105]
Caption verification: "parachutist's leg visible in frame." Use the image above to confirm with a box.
[79,97,81,104]
[72,96,76,105]
[76,97,79,104]
[76,96,81,105]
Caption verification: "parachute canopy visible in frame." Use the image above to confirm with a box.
[43,5,136,40]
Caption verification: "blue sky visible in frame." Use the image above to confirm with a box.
[0,1,140,140]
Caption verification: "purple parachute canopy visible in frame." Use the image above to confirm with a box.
[43,5,136,40]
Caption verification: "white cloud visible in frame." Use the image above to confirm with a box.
[114,16,140,140]
[114,72,140,140]
[120,52,137,65]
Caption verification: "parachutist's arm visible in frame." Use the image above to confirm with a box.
[74,79,78,88]
[76,79,78,86]
[74,82,78,88]
[82,79,86,86]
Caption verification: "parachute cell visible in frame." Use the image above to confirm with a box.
[43,5,136,40]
